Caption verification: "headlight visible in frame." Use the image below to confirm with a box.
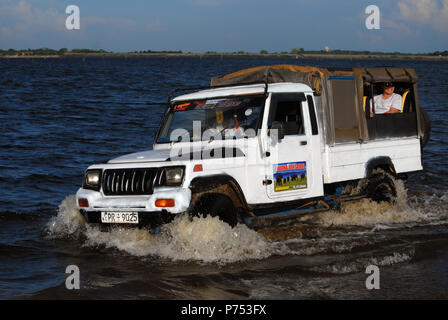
[83,169,102,191]
[163,167,184,186]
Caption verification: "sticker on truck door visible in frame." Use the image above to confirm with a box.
[273,161,307,192]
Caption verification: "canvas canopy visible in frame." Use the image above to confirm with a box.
[354,67,418,83]
[210,65,328,94]
[211,65,418,88]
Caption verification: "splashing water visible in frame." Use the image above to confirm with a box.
[304,247,415,274]
[47,195,274,264]
[47,195,86,238]
[47,175,448,265]
[301,176,447,227]
[83,215,275,264]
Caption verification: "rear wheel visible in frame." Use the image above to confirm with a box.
[364,169,397,203]
[419,107,431,148]
[192,193,238,227]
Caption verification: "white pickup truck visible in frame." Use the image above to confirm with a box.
[76,65,430,230]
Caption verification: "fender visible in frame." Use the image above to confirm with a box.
[365,156,396,178]
[189,174,249,212]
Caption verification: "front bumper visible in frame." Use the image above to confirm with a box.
[75,186,192,228]
[79,209,175,228]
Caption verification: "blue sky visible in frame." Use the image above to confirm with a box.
[0,0,447,53]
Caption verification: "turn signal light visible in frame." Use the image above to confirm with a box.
[193,164,203,172]
[78,198,89,207]
[155,199,175,207]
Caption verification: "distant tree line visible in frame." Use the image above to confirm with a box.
[133,50,183,54]
[430,50,448,56]
[289,48,448,56]
[0,47,446,57]
[205,48,447,56]
[0,48,110,56]
[70,48,108,53]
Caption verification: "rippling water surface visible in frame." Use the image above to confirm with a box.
[0,57,447,299]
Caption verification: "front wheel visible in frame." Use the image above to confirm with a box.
[191,193,238,227]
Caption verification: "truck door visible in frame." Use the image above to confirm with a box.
[264,93,323,200]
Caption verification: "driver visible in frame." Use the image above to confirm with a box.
[214,110,244,138]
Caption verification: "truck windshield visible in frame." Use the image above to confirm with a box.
[157,95,265,143]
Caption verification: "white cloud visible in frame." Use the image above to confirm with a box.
[382,19,412,35]
[190,0,244,7]
[0,0,164,49]
[0,26,13,38]
[192,0,223,6]
[0,0,65,38]
[355,30,384,48]
[397,0,448,33]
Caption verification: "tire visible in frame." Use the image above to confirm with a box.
[192,193,238,227]
[419,107,431,148]
[364,169,397,203]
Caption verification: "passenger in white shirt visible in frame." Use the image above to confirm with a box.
[370,82,402,117]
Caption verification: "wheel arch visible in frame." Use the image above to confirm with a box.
[188,174,249,214]
[365,156,396,178]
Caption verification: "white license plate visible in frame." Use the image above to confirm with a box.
[101,212,139,224]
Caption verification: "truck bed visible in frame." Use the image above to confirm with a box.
[322,137,422,184]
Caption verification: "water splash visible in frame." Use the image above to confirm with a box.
[47,182,448,265]
[83,215,274,264]
[46,195,274,264]
[304,247,415,274]
[301,176,447,227]
[46,195,86,238]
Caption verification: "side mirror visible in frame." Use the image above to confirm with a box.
[270,121,285,141]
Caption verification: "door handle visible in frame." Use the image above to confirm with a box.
[300,141,307,145]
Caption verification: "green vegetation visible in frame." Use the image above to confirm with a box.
[297,48,448,56]
[70,48,108,53]
[0,48,59,56]
[431,50,448,56]
[0,48,110,56]
[133,50,183,54]
[290,48,305,54]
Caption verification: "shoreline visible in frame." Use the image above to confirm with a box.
[1,52,447,61]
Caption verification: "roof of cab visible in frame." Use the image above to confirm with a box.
[171,82,313,102]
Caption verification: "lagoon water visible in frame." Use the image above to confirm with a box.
[0,57,447,299]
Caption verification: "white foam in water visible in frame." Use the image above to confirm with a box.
[277,236,374,256]
[306,247,415,274]
[83,215,274,264]
[47,195,86,238]
[47,195,274,264]
[441,191,448,203]
[306,198,425,227]
[302,177,448,227]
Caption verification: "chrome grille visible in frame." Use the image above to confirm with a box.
[102,168,158,195]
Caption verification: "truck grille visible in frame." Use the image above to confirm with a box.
[102,168,158,195]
